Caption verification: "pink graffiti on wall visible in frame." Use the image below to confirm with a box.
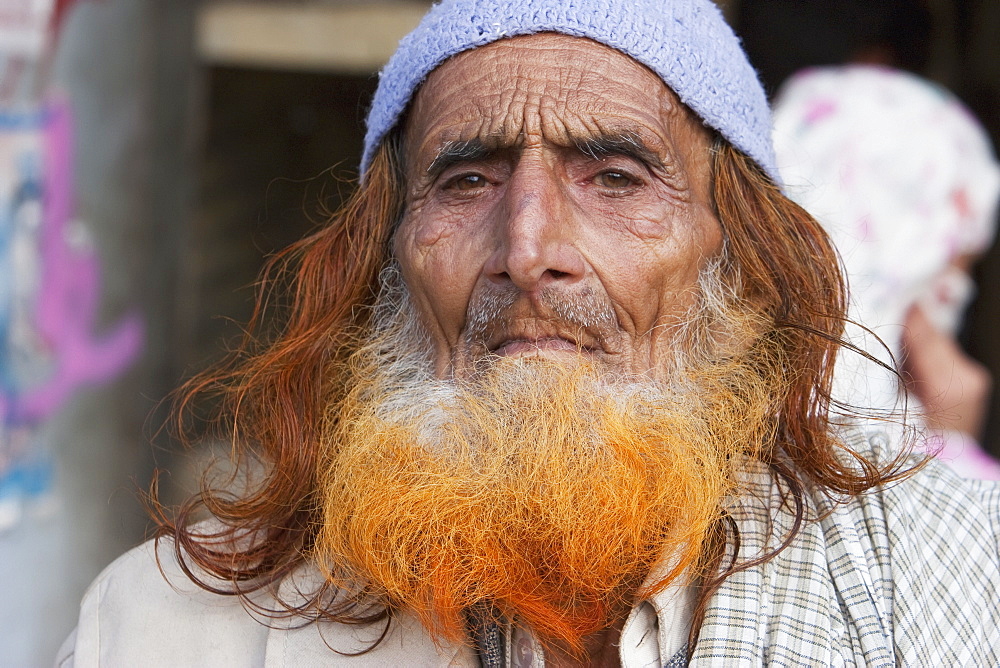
[10,100,143,423]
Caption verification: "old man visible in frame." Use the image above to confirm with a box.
[59,0,1000,665]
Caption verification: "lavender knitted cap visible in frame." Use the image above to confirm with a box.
[361,0,777,181]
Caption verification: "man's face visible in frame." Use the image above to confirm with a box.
[395,34,723,380]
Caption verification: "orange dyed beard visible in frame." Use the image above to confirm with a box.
[314,349,752,656]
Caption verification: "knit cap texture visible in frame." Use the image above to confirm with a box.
[361,0,776,180]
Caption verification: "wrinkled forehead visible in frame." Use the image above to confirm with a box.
[402,35,702,173]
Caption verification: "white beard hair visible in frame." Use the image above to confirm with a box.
[346,254,746,453]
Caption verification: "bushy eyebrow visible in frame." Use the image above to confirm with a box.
[572,132,665,170]
[427,138,497,178]
[424,131,665,178]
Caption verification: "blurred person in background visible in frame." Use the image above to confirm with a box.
[745,0,1000,477]
[58,0,1000,665]
[773,66,1000,479]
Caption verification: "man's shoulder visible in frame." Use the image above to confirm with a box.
[57,526,274,667]
[856,450,1000,537]
[814,432,1000,568]
[58,524,480,667]
[825,423,1000,531]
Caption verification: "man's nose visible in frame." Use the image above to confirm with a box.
[483,164,586,292]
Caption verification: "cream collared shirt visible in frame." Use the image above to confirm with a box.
[56,536,692,668]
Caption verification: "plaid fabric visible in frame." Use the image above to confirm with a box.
[692,434,1000,666]
[664,645,689,668]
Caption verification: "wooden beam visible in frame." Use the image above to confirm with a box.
[197,2,430,73]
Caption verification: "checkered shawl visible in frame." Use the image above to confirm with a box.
[691,432,1000,666]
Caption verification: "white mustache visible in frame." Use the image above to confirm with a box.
[463,285,618,349]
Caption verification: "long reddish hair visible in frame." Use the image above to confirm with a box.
[150,134,911,644]
[688,140,916,646]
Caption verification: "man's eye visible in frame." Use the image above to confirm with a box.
[447,174,488,191]
[594,171,635,188]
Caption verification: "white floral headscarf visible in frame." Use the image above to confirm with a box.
[773,66,1000,415]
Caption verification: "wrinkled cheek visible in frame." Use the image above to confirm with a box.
[426,267,475,337]
[396,240,477,354]
[623,267,703,349]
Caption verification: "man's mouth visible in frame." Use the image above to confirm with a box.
[465,288,619,363]
[485,322,606,359]
[491,336,583,357]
